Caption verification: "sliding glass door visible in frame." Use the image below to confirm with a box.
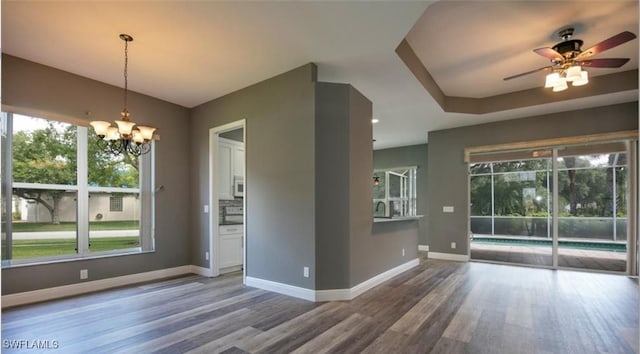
[469,141,633,273]
[470,157,552,267]
[556,144,628,272]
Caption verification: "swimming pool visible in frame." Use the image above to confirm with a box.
[471,236,627,252]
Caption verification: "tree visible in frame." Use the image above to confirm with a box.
[13,123,76,224]
[12,122,138,224]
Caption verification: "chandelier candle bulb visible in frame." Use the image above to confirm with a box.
[137,126,157,140]
[89,121,112,137]
[115,120,136,136]
[106,126,120,141]
[132,130,145,144]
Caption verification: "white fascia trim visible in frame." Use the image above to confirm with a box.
[246,258,419,303]
[2,265,196,308]
[245,276,316,302]
[428,252,469,262]
[418,245,429,252]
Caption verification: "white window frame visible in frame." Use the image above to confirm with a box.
[1,111,155,267]
[373,166,417,217]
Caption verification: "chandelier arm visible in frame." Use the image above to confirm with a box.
[96,137,109,150]
[138,142,151,156]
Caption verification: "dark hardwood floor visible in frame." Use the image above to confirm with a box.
[2,253,638,353]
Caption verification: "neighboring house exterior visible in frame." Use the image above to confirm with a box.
[14,193,139,223]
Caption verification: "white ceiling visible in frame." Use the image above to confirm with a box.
[2,1,638,150]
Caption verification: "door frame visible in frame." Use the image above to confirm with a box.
[209,119,246,281]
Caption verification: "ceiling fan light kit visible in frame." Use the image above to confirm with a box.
[545,64,588,92]
[504,27,636,93]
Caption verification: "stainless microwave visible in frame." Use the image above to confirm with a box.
[233,177,244,197]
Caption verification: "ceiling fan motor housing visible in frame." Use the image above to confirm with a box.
[552,39,583,59]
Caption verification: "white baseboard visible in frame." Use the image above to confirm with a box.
[428,252,469,262]
[347,258,419,300]
[246,258,419,302]
[220,265,243,274]
[3,258,421,307]
[190,265,214,277]
[245,276,316,302]
[418,245,429,252]
[2,265,195,308]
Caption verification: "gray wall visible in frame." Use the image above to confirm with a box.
[349,86,418,287]
[190,64,317,289]
[314,83,418,289]
[374,144,428,245]
[315,83,351,289]
[427,102,639,256]
[2,54,191,294]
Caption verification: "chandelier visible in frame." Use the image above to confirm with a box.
[90,34,156,156]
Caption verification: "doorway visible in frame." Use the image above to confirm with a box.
[469,140,637,274]
[209,120,246,280]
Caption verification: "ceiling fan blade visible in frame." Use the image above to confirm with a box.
[579,58,630,68]
[533,47,564,61]
[503,66,552,81]
[576,31,637,60]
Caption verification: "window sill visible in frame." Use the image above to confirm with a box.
[2,249,155,269]
[373,215,424,223]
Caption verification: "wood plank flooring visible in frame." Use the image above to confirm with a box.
[2,253,638,353]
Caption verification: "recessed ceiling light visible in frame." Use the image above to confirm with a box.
[371,118,379,124]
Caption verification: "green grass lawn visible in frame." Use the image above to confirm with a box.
[11,237,140,259]
[12,220,139,232]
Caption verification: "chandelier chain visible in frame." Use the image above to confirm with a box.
[123,38,129,118]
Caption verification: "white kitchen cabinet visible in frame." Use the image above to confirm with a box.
[218,137,244,200]
[234,146,245,177]
[219,224,243,269]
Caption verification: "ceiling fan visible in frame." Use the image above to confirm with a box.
[504,28,637,91]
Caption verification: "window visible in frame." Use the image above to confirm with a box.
[1,112,155,265]
[373,167,417,217]
[469,148,628,240]
[109,195,124,212]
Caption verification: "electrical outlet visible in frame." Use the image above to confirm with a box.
[80,269,88,280]
[402,248,405,257]
[205,251,209,261]
[451,242,457,249]
[203,205,209,213]
[303,267,309,278]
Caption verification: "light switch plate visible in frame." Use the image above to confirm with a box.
[443,206,454,213]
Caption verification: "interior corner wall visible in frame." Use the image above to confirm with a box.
[1,54,191,294]
[427,101,639,256]
[347,86,418,287]
[373,144,428,245]
[189,64,317,289]
[315,83,351,290]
